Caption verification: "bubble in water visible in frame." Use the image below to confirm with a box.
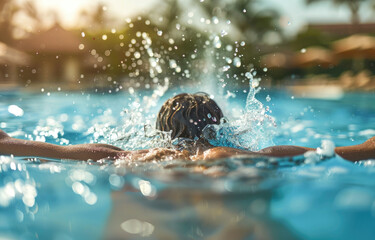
[226,45,233,51]
[78,44,85,50]
[263,67,268,72]
[301,48,306,53]
[240,41,245,46]
[81,32,85,37]
[220,30,228,37]
[266,95,271,102]
[102,34,107,40]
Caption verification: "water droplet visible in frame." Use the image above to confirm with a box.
[233,57,241,67]
[169,59,177,68]
[245,72,253,79]
[102,34,107,40]
[8,105,24,117]
[301,48,306,53]
[213,36,221,48]
[222,65,230,72]
[212,17,219,24]
[266,95,271,102]
[134,52,141,59]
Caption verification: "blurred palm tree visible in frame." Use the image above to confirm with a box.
[306,0,374,24]
[199,0,281,44]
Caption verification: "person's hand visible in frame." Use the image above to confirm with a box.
[363,136,375,149]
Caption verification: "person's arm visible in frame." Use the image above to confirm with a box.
[0,130,128,161]
[200,137,375,162]
[334,137,375,162]
[258,137,375,162]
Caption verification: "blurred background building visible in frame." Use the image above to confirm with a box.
[0,0,375,92]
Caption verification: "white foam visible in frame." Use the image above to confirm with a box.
[316,140,335,157]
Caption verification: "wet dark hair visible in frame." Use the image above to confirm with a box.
[156,93,224,139]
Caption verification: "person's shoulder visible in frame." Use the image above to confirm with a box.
[202,147,253,160]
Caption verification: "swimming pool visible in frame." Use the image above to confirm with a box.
[1,88,375,240]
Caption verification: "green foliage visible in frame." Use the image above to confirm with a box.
[291,28,332,50]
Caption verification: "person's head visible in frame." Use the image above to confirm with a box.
[156,93,223,140]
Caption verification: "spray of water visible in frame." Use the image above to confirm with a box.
[84,15,277,153]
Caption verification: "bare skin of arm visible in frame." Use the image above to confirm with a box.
[0,130,187,161]
[1,130,374,162]
[197,137,375,162]
[0,130,128,161]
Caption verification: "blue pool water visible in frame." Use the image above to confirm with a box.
[1,88,375,240]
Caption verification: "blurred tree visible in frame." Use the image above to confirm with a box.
[199,0,282,44]
[78,2,113,31]
[0,0,44,43]
[306,0,373,24]
[291,28,332,50]
[0,0,18,43]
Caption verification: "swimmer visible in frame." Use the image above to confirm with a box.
[0,93,374,162]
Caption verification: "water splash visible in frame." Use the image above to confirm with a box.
[203,71,276,151]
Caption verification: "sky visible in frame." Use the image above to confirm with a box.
[29,0,375,35]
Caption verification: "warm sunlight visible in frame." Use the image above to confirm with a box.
[1,0,375,239]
